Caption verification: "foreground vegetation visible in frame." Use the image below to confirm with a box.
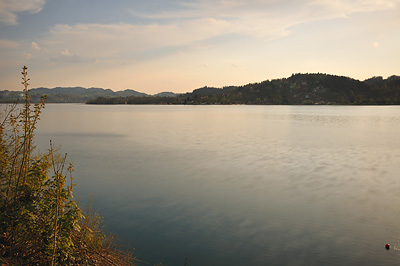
[0,67,135,265]
[87,73,400,105]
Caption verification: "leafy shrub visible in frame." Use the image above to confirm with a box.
[0,66,135,265]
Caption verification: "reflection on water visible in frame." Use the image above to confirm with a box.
[36,104,400,266]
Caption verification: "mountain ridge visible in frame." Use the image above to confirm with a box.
[0,86,173,103]
[1,73,399,104]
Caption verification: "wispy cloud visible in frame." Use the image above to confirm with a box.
[0,39,20,48]
[39,0,399,68]
[309,0,398,15]
[61,49,73,56]
[31,41,41,51]
[50,49,95,64]
[130,0,400,39]
[43,21,233,62]
[0,0,47,25]
[230,62,243,68]
[23,52,32,60]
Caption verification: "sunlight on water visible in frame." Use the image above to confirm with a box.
[35,104,400,266]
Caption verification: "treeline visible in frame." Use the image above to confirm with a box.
[87,73,400,105]
[88,96,183,105]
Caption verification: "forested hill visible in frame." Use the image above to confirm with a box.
[88,73,400,105]
[1,73,400,104]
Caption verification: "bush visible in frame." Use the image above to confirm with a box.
[0,66,135,265]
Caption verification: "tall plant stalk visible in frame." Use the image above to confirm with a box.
[0,66,135,265]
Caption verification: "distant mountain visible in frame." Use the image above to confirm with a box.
[32,87,112,95]
[0,87,150,103]
[87,73,400,105]
[114,89,148,97]
[153,92,179,97]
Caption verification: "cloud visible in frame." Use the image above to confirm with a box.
[130,0,400,38]
[230,62,243,68]
[0,39,20,48]
[61,49,73,56]
[25,0,399,77]
[43,21,233,62]
[40,0,400,68]
[31,41,41,51]
[129,1,294,38]
[309,0,398,15]
[23,52,32,60]
[0,0,47,25]
[49,49,95,64]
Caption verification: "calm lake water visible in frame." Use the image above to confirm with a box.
[35,104,400,266]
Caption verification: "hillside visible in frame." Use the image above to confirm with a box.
[87,73,400,105]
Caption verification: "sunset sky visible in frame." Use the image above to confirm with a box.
[0,0,399,94]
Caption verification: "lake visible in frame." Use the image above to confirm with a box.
[35,104,400,266]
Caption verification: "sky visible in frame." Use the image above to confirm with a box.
[0,0,399,94]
